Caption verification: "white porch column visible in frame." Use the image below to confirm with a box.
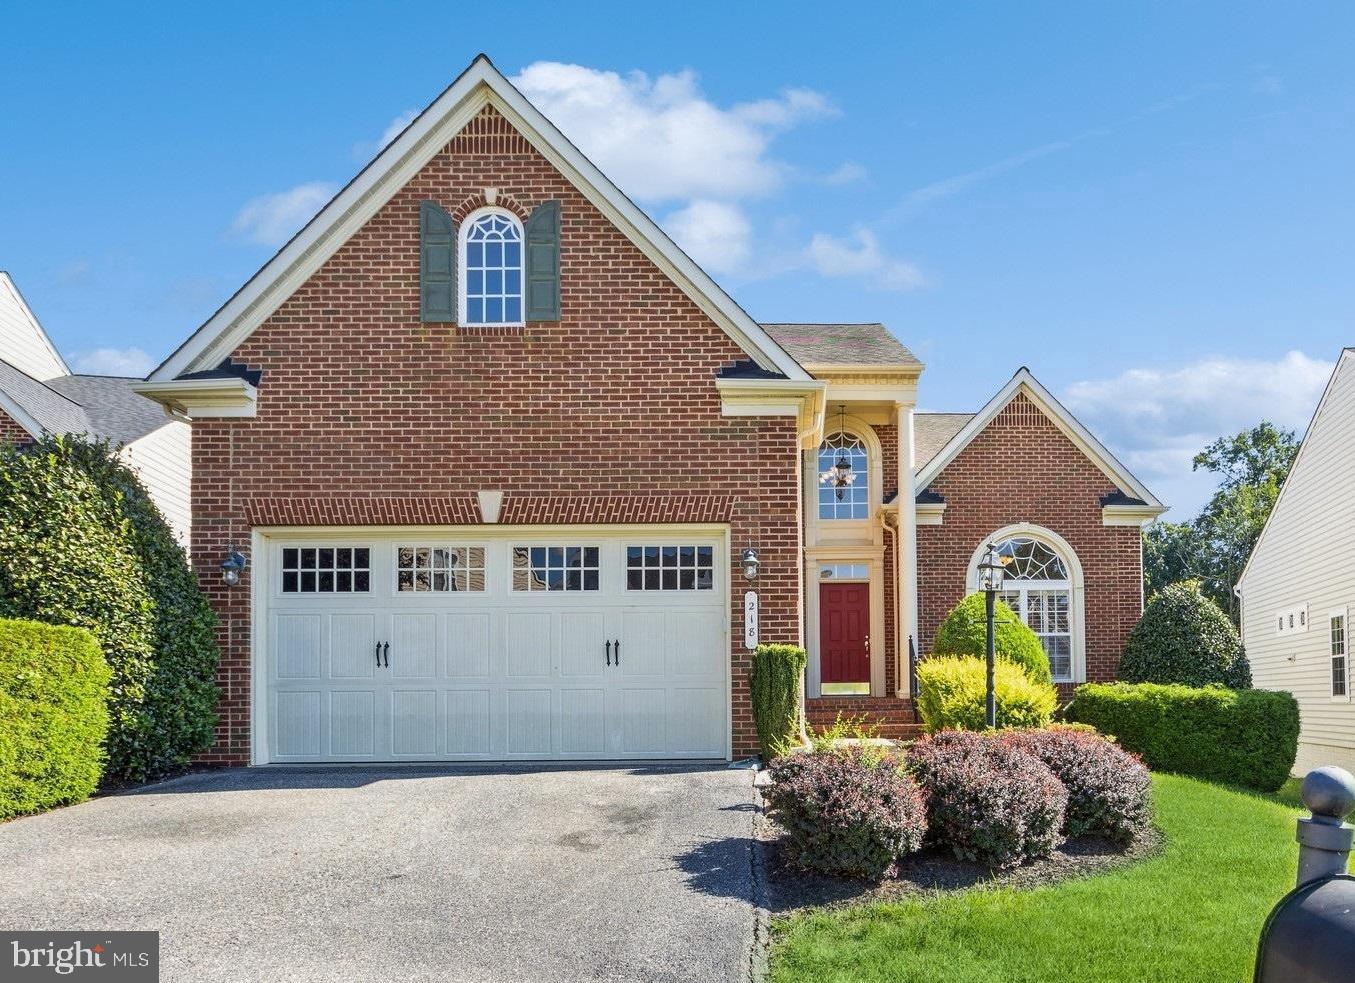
[897,401,918,697]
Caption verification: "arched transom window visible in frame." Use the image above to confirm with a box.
[817,431,869,520]
[995,536,1073,682]
[460,209,523,326]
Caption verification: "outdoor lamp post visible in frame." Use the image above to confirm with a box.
[977,543,1007,728]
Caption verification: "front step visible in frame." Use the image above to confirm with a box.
[806,696,923,743]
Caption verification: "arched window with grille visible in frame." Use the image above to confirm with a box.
[817,431,870,520]
[459,207,524,326]
[972,530,1081,682]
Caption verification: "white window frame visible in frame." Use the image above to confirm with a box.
[1331,609,1349,703]
[392,544,487,594]
[458,206,525,327]
[967,524,1086,684]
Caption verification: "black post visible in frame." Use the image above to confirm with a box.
[985,587,997,728]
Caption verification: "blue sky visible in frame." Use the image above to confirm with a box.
[2,2,1352,517]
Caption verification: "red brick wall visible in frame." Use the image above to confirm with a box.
[917,392,1143,685]
[0,407,32,446]
[189,105,803,764]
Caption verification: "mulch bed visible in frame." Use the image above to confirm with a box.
[756,806,1163,915]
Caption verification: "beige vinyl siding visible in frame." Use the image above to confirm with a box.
[1239,351,1355,769]
[119,420,191,545]
[0,273,68,381]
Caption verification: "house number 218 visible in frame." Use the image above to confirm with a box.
[743,591,759,650]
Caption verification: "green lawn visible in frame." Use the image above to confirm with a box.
[769,773,1301,983]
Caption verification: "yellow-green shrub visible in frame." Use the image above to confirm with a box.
[916,655,1057,732]
[0,618,110,818]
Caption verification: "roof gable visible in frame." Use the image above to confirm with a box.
[0,272,69,381]
[149,55,807,383]
[915,367,1164,509]
[1237,347,1355,591]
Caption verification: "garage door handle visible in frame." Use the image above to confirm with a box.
[606,640,612,666]
[383,642,390,668]
[375,642,382,668]
[614,639,620,666]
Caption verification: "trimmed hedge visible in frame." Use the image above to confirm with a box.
[1000,726,1152,843]
[766,746,927,879]
[934,592,1052,685]
[0,618,111,819]
[916,655,1056,732]
[750,644,807,759]
[908,730,1068,868]
[1119,580,1250,688]
[1067,682,1298,792]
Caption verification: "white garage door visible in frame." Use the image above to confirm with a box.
[260,531,729,762]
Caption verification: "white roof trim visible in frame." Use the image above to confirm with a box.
[0,388,43,438]
[1237,348,1355,593]
[149,55,807,383]
[914,367,1164,508]
[0,272,70,378]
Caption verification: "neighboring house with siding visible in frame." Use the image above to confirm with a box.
[133,55,1164,767]
[0,271,192,543]
[1239,348,1355,774]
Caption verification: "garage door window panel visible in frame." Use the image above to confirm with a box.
[626,545,715,591]
[396,545,486,592]
[282,547,371,594]
[513,546,600,591]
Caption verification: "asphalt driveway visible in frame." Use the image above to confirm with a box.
[0,764,760,983]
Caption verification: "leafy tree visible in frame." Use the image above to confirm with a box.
[1144,421,1300,622]
[0,436,218,781]
[1118,580,1251,688]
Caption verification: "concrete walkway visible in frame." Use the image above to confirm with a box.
[0,764,760,982]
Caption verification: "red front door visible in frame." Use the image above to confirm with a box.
[819,583,870,684]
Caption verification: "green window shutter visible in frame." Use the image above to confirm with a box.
[524,199,561,321]
[419,201,456,322]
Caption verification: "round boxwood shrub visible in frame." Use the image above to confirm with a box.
[933,592,1051,685]
[1000,726,1152,843]
[0,618,111,819]
[908,730,1068,868]
[916,655,1056,732]
[1118,580,1250,688]
[750,643,807,759]
[766,746,927,879]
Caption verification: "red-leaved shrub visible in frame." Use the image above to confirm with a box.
[1000,726,1152,843]
[766,746,927,879]
[907,730,1068,868]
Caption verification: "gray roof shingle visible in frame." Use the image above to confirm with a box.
[44,374,176,446]
[914,412,974,467]
[761,323,920,368]
[0,360,91,437]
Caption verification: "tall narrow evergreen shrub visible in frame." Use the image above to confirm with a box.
[749,643,808,759]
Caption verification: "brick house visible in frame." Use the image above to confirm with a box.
[136,56,1164,765]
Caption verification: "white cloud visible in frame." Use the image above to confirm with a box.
[806,229,924,291]
[353,109,419,159]
[70,346,157,377]
[511,61,833,203]
[229,181,338,247]
[823,162,866,185]
[1063,351,1332,517]
[662,200,752,275]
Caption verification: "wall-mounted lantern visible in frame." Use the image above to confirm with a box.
[741,547,760,582]
[221,547,248,587]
